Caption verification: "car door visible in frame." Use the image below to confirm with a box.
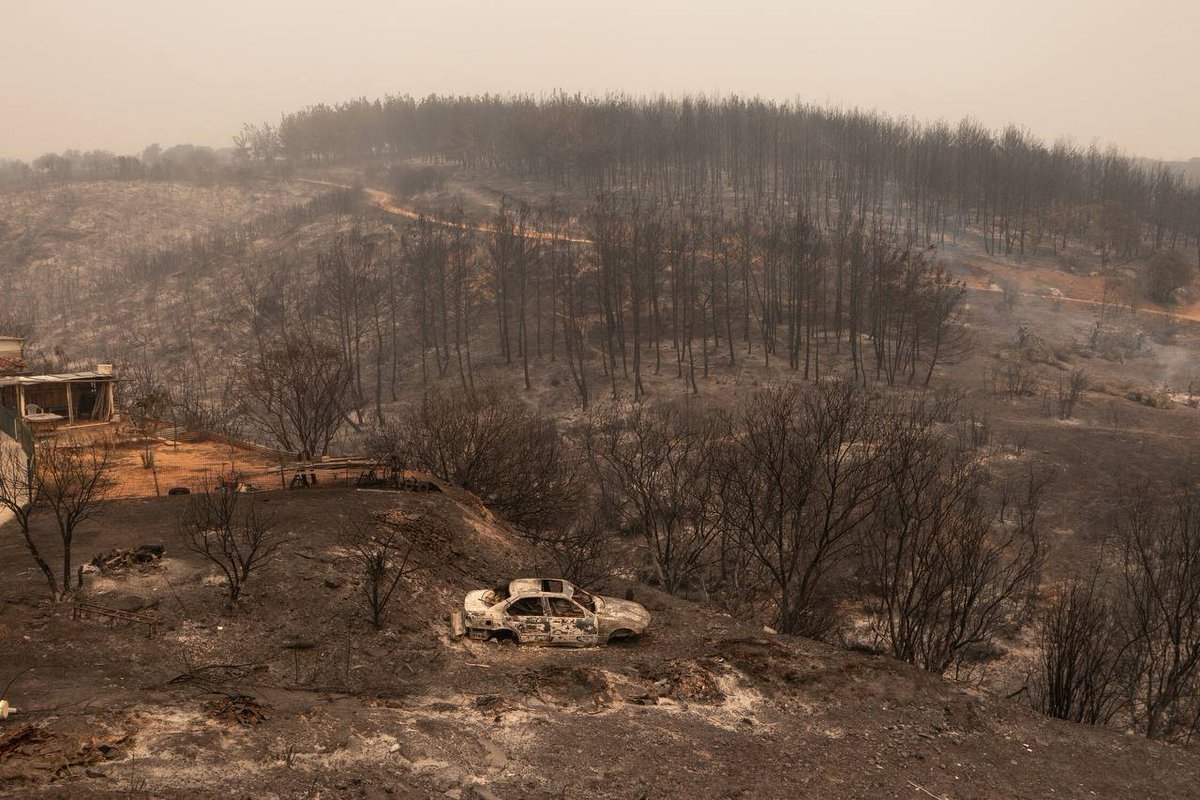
[503,596,551,644]
[546,595,600,647]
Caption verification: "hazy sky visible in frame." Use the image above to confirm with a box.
[2,0,1197,162]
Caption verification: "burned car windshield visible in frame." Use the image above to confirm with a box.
[573,590,595,611]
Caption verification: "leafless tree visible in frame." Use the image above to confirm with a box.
[583,401,723,593]
[240,325,354,458]
[120,360,172,435]
[914,262,972,386]
[534,515,620,589]
[404,220,452,385]
[319,229,384,417]
[1144,249,1194,305]
[1032,575,1128,726]
[1115,485,1200,740]
[339,514,418,629]
[990,362,1039,400]
[716,382,890,637]
[0,311,35,341]
[396,383,583,534]
[868,247,970,386]
[1057,370,1089,420]
[999,279,1020,311]
[0,443,58,598]
[864,427,1044,675]
[363,419,406,468]
[181,477,286,604]
[35,437,114,594]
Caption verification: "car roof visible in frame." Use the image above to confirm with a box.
[504,592,589,608]
[507,578,577,597]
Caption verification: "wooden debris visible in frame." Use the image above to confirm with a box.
[205,694,270,726]
[52,733,130,779]
[168,662,267,687]
[473,695,507,714]
[0,726,51,760]
[907,780,949,800]
[90,544,164,572]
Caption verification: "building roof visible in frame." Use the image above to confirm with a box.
[0,371,114,387]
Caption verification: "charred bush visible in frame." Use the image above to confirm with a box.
[1032,576,1126,726]
[181,476,286,604]
[388,164,445,198]
[395,382,584,536]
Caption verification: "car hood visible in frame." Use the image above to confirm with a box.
[464,589,496,615]
[595,595,651,625]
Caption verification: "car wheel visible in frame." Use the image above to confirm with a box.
[493,629,519,646]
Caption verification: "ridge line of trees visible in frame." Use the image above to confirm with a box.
[265,94,1199,261]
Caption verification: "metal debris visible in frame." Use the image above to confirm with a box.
[72,601,161,638]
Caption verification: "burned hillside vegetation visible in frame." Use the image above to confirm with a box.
[2,88,1200,798]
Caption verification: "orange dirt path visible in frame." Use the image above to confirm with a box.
[304,178,1200,325]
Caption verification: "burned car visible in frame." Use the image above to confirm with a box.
[462,578,650,646]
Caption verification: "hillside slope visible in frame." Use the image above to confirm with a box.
[2,482,1198,798]
[0,178,330,369]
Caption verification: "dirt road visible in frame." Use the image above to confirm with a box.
[304,177,1200,326]
[964,275,1200,325]
[300,178,595,245]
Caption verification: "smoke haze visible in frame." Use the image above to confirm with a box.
[1,0,1197,160]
